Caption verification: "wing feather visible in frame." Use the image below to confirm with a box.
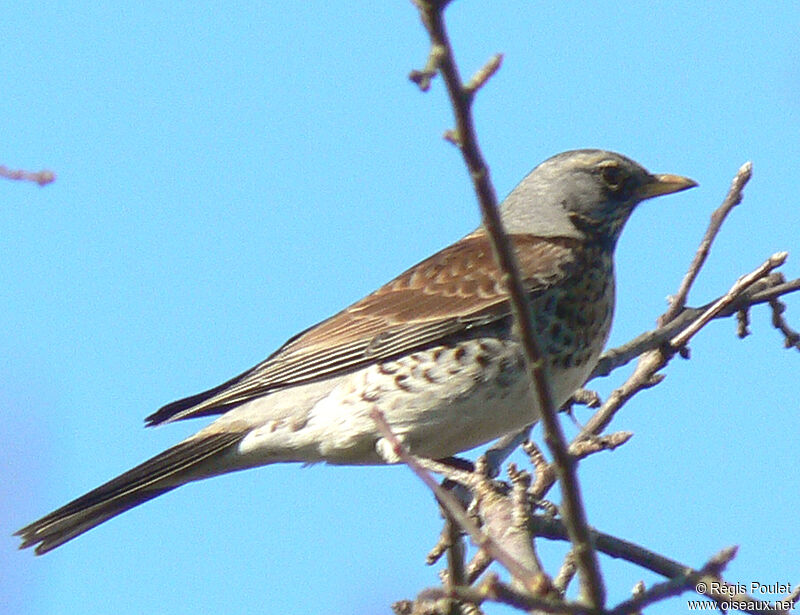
[146,233,580,426]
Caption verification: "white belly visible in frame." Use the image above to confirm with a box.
[302,337,597,463]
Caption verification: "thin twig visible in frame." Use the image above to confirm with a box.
[579,352,666,442]
[409,43,445,92]
[451,574,589,615]
[591,275,800,379]
[552,551,578,596]
[0,164,56,186]
[445,518,466,589]
[427,526,452,566]
[464,549,493,585]
[370,408,540,591]
[607,547,738,615]
[530,516,793,615]
[568,432,632,458]
[769,298,800,351]
[464,53,503,98]
[523,253,791,504]
[670,252,787,349]
[660,161,752,325]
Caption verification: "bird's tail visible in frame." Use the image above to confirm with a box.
[16,431,245,555]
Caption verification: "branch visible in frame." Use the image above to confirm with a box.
[660,161,752,325]
[370,409,542,593]
[411,2,605,606]
[0,164,56,186]
[607,548,741,615]
[608,548,736,615]
[581,253,786,441]
[530,516,794,615]
[450,574,590,614]
[769,298,800,351]
[591,275,800,379]
[518,256,794,507]
[669,252,787,350]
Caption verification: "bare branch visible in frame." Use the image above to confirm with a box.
[409,43,445,92]
[670,252,787,350]
[578,253,789,445]
[464,549,493,586]
[531,516,793,615]
[591,275,800,379]
[769,298,800,351]
[445,518,467,590]
[568,432,632,458]
[451,574,588,615]
[660,161,752,325]
[464,53,503,98]
[608,547,737,615]
[370,408,542,592]
[411,1,605,606]
[0,164,56,186]
[552,550,578,596]
[426,526,452,566]
[580,351,667,443]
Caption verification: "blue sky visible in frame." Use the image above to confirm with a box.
[2,3,798,614]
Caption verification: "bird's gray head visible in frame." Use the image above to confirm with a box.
[499,149,696,248]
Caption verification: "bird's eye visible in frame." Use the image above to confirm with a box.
[599,163,626,190]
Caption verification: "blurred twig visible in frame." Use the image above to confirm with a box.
[0,164,56,186]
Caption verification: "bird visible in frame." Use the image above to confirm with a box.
[16,149,696,554]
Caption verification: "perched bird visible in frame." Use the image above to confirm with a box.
[16,149,696,554]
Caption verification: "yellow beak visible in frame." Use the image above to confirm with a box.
[637,173,698,200]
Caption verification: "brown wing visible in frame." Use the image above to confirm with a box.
[146,233,580,425]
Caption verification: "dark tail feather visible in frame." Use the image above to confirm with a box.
[16,431,244,555]
[144,372,250,427]
[145,384,230,427]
